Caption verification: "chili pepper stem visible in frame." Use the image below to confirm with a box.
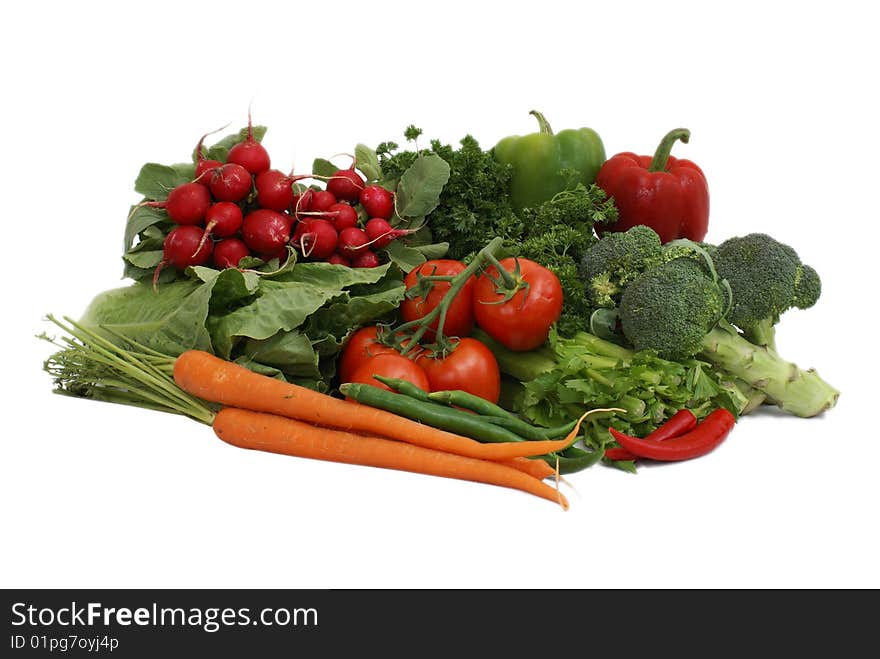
[648,128,691,173]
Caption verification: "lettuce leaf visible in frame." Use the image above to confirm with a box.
[78,261,404,390]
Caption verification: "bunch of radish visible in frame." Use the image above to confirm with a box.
[149,114,411,285]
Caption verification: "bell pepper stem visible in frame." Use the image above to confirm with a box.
[529,110,554,136]
[648,128,691,173]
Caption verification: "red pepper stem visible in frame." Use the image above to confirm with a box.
[529,110,554,136]
[648,128,691,173]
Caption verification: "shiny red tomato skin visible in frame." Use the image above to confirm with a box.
[473,257,563,351]
[348,353,430,393]
[338,326,398,384]
[400,260,475,338]
[417,338,501,404]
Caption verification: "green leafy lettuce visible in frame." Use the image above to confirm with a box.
[81,261,404,391]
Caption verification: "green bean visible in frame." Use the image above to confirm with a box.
[543,446,605,474]
[427,388,516,418]
[373,376,433,402]
[339,382,531,445]
[429,388,576,439]
[384,381,576,441]
[482,415,577,441]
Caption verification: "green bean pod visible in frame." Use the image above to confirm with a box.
[482,414,578,441]
[373,376,434,402]
[340,382,531,445]
[387,381,576,441]
[543,446,606,474]
[428,389,520,420]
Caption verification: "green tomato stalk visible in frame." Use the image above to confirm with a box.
[391,236,509,356]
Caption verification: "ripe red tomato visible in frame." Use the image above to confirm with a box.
[417,338,500,404]
[473,257,563,351]
[400,260,475,338]
[348,353,430,393]
[338,326,398,383]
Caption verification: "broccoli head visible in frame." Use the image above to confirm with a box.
[660,239,718,264]
[712,233,821,348]
[579,225,663,308]
[616,253,838,418]
[619,257,726,361]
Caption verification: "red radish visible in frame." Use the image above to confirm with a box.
[193,201,244,255]
[255,169,295,211]
[226,109,270,175]
[195,159,223,186]
[310,189,337,212]
[152,225,213,288]
[241,209,292,254]
[326,203,359,231]
[204,202,244,238]
[326,166,364,202]
[291,217,310,244]
[297,218,338,259]
[141,182,211,225]
[326,253,351,266]
[292,189,314,219]
[213,238,251,269]
[351,250,380,268]
[359,185,394,219]
[365,217,414,249]
[337,226,370,258]
[209,163,253,202]
[193,130,223,186]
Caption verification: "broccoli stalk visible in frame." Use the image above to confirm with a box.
[700,321,838,417]
[619,257,839,417]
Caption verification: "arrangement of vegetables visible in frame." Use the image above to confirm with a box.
[41,109,840,509]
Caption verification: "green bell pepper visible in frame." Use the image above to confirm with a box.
[493,110,606,211]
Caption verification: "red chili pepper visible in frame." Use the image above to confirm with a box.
[596,128,709,243]
[605,409,698,461]
[609,408,735,462]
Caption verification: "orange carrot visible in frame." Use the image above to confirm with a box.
[174,350,587,461]
[213,407,568,509]
[504,457,555,480]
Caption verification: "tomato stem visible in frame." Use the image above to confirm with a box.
[393,237,505,355]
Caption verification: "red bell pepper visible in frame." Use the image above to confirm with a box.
[596,128,709,243]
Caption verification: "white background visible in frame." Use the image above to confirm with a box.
[2,0,877,589]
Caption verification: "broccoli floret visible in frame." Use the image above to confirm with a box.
[617,256,839,417]
[712,233,821,349]
[579,225,663,308]
[660,239,718,264]
[619,258,726,361]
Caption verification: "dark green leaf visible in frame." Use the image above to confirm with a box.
[210,281,343,358]
[381,240,426,273]
[241,330,322,378]
[305,277,405,342]
[413,242,449,260]
[312,158,338,178]
[122,249,163,269]
[395,153,450,218]
[124,206,168,252]
[355,144,381,182]
[79,279,215,356]
[134,163,192,200]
